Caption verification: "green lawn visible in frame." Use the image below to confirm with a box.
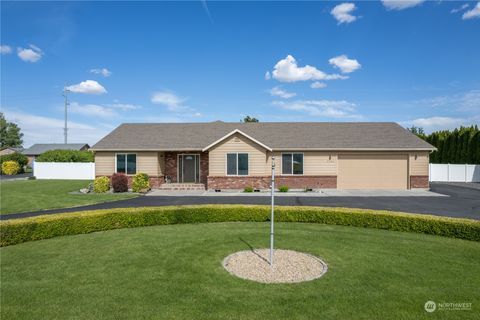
[0,180,137,215]
[1,222,478,319]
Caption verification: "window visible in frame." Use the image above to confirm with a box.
[226,153,248,175]
[282,153,303,175]
[116,154,136,174]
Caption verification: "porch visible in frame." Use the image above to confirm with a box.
[162,151,209,188]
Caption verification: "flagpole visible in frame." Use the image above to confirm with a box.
[270,156,275,266]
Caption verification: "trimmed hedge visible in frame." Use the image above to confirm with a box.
[36,150,94,162]
[1,205,479,247]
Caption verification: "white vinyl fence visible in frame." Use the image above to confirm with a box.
[33,162,95,180]
[429,164,480,182]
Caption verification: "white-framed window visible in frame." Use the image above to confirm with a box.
[226,153,248,176]
[282,153,303,175]
[116,153,137,174]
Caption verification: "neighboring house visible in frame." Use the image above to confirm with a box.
[91,122,435,190]
[22,143,90,165]
[0,147,24,156]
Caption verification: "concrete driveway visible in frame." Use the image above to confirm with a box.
[2,182,479,221]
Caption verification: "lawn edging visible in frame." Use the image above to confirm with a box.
[1,205,479,246]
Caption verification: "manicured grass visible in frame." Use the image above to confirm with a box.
[1,222,479,319]
[0,180,137,215]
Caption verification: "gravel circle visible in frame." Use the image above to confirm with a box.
[222,249,327,283]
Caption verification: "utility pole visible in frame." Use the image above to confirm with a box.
[270,156,275,266]
[63,86,70,144]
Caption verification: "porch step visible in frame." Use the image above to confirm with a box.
[158,183,206,191]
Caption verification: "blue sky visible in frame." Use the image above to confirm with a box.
[1,1,479,147]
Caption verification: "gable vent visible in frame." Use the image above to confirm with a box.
[234,137,241,142]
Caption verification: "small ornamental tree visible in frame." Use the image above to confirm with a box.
[1,160,20,175]
[111,173,129,193]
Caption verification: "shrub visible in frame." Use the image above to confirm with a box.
[0,152,28,173]
[93,176,110,193]
[36,150,94,162]
[278,185,289,192]
[244,186,254,193]
[111,173,128,193]
[1,205,478,247]
[1,161,20,175]
[132,173,150,193]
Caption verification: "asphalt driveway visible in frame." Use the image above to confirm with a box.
[1,182,479,221]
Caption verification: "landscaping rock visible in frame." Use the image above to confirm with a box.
[223,249,327,283]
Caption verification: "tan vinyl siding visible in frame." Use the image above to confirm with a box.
[95,151,162,176]
[137,152,162,176]
[209,133,268,176]
[409,152,429,176]
[95,152,116,176]
[266,152,337,176]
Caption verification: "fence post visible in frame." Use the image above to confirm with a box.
[465,164,467,183]
[447,163,450,182]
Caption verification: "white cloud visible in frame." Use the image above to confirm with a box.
[0,45,12,54]
[451,3,469,14]
[67,80,107,95]
[463,2,480,20]
[414,90,480,111]
[3,109,108,146]
[329,55,361,73]
[401,116,472,133]
[272,100,361,119]
[107,103,141,110]
[90,68,112,77]
[17,44,43,62]
[151,91,191,112]
[268,86,296,99]
[311,82,327,89]
[265,71,271,80]
[69,102,118,119]
[271,55,346,83]
[381,0,424,10]
[331,3,357,24]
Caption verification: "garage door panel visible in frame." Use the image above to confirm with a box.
[338,154,408,189]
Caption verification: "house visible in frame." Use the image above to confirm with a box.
[0,147,24,156]
[22,143,90,165]
[91,122,435,190]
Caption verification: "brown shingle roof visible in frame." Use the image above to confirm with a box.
[91,122,435,151]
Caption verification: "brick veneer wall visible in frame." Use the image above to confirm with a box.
[207,175,337,190]
[410,175,429,189]
[164,151,209,185]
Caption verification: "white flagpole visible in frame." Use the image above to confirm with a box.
[270,156,275,266]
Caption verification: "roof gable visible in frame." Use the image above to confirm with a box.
[202,129,272,152]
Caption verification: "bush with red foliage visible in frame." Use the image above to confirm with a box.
[111,173,129,193]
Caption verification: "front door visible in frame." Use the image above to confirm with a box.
[179,154,199,183]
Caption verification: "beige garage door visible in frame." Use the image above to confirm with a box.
[338,154,408,190]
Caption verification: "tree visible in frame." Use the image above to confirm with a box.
[242,116,259,123]
[407,126,425,139]
[0,113,23,148]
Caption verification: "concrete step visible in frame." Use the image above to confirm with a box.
[158,183,205,191]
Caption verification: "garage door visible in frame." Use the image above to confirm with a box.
[338,154,408,190]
